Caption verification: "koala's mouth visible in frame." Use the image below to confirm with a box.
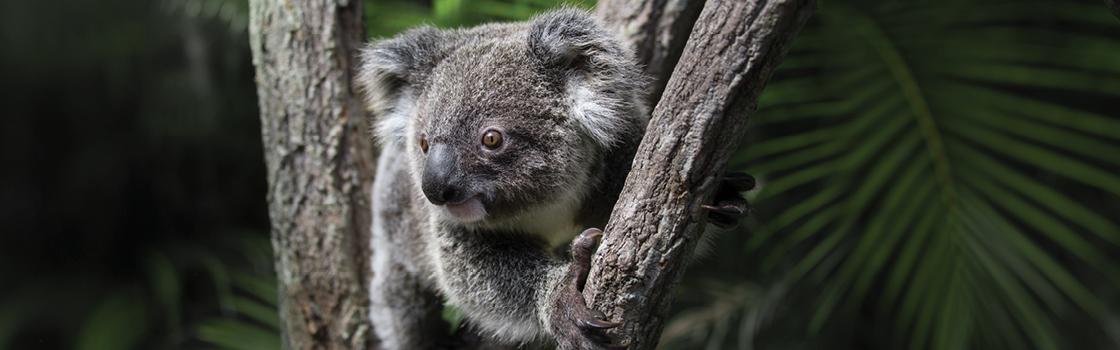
[444,195,487,223]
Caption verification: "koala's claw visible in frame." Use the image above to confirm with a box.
[721,172,756,193]
[572,228,602,290]
[587,317,623,329]
[701,203,747,216]
[549,228,627,350]
[704,172,755,229]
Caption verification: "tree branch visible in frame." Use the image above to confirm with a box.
[584,0,816,348]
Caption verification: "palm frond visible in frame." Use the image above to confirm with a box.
[720,0,1120,349]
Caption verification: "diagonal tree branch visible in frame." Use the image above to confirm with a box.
[584,0,816,348]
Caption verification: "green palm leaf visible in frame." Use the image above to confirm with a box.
[718,0,1120,349]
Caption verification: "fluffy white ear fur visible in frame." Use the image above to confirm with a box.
[530,9,648,149]
[567,81,632,149]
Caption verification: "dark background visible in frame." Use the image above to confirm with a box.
[1,0,269,348]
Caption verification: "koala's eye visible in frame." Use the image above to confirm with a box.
[420,134,429,154]
[482,130,503,149]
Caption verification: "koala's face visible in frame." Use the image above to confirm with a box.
[408,36,593,225]
[360,11,647,228]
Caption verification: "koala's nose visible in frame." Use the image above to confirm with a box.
[421,145,461,205]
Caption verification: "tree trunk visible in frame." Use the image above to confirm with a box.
[247,0,375,349]
[585,0,816,349]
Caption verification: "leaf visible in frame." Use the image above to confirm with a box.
[232,297,280,330]
[197,318,281,350]
[75,289,148,350]
[231,270,279,306]
[144,251,180,330]
[942,63,1120,96]
[681,1,1120,349]
[939,82,1120,140]
[943,118,1120,196]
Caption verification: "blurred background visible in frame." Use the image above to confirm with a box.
[1,0,1117,349]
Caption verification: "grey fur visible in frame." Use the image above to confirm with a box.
[358,9,648,349]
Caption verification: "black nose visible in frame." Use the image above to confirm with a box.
[421,144,461,205]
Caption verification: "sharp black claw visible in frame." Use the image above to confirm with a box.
[722,172,756,192]
[701,204,746,216]
[587,318,623,329]
[703,202,749,229]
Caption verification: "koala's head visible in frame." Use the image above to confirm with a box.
[358,9,647,227]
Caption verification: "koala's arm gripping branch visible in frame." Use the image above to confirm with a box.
[585,0,817,349]
[436,226,629,349]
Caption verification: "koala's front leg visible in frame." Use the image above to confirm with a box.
[547,229,628,350]
[436,227,625,350]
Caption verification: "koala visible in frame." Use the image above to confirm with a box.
[357,9,752,350]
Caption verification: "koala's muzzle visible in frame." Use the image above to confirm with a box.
[421,144,466,205]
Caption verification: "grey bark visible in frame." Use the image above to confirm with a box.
[584,0,816,349]
[247,0,376,349]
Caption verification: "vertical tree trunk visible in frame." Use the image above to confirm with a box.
[247,0,375,349]
[585,0,816,349]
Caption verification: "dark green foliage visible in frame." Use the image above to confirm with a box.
[0,0,272,348]
[661,1,1120,349]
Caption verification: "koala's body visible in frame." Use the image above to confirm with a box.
[359,9,647,350]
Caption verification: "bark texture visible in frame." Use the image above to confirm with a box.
[584,0,816,349]
[247,0,375,349]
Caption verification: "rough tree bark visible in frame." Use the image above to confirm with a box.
[585,0,816,349]
[247,0,376,349]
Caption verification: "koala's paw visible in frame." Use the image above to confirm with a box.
[701,172,755,229]
[548,228,629,350]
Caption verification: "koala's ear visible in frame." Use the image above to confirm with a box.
[357,27,448,143]
[528,9,649,149]
[526,9,614,71]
